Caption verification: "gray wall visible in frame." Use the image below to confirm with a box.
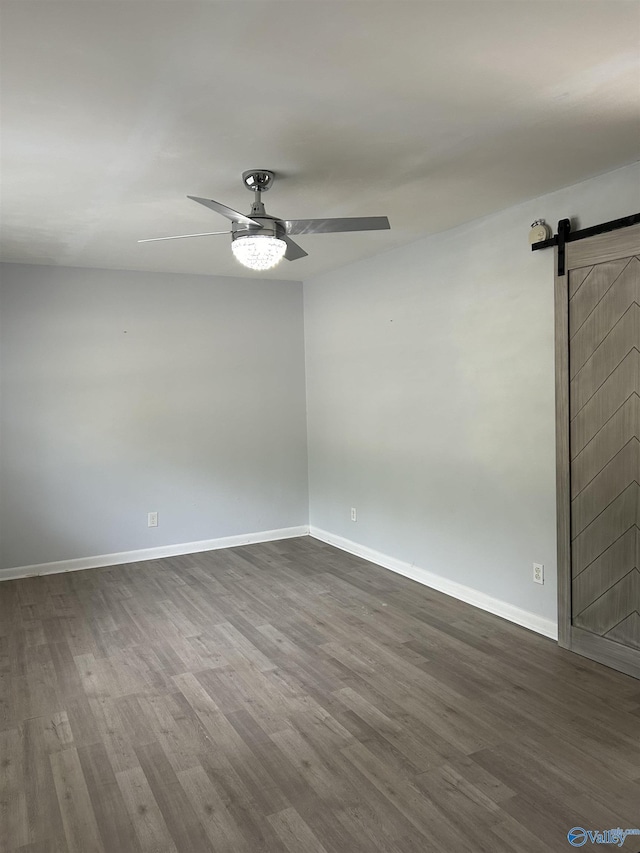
[0,264,308,569]
[304,162,640,623]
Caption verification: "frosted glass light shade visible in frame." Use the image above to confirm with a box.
[231,235,287,270]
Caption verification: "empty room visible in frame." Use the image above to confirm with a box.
[1,2,640,852]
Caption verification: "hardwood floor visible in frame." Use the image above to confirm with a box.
[1,536,640,853]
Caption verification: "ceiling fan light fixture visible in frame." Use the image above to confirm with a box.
[231,234,287,270]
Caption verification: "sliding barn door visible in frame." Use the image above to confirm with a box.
[556,223,640,679]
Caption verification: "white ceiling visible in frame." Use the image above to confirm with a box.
[1,1,639,281]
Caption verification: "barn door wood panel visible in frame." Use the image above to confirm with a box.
[556,223,640,679]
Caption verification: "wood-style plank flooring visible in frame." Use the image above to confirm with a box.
[1,536,640,853]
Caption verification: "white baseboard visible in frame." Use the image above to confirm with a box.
[309,526,558,640]
[0,525,310,582]
[1,524,558,642]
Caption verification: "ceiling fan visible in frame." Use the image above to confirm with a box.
[139,170,391,271]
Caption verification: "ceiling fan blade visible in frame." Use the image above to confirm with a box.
[283,235,308,261]
[284,216,390,235]
[188,195,263,228]
[138,230,230,243]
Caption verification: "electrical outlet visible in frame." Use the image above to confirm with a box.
[350,507,357,522]
[148,511,158,528]
[533,563,544,585]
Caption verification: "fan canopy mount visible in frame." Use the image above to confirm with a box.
[242,169,275,193]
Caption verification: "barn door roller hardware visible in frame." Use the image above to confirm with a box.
[531,212,640,276]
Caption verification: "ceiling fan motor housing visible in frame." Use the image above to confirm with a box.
[231,216,285,242]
